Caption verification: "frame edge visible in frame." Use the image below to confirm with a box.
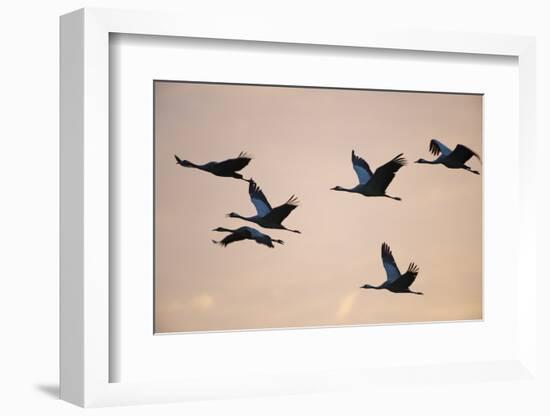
[59,6,539,407]
[59,8,85,407]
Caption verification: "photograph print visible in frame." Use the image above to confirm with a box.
[154,81,482,333]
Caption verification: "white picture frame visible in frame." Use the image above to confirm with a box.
[60,7,538,408]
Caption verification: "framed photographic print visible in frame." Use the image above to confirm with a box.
[153,81,482,334]
[60,8,538,408]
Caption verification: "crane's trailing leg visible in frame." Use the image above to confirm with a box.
[384,194,402,201]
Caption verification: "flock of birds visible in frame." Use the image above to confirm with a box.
[174,138,480,295]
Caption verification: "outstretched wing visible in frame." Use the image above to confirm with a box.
[215,232,249,247]
[449,144,481,165]
[246,227,275,248]
[381,242,401,282]
[391,263,419,291]
[214,151,252,172]
[371,154,407,192]
[429,139,452,157]
[351,150,373,185]
[263,195,299,225]
[254,236,275,248]
[248,180,272,217]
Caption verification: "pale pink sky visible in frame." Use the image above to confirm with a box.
[154,81,482,333]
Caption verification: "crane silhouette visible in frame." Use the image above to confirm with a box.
[415,139,481,175]
[228,179,301,233]
[360,242,423,295]
[174,152,252,181]
[331,150,407,200]
[212,226,284,248]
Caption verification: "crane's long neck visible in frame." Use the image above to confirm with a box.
[229,213,258,223]
[215,227,234,233]
[195,163,212,171]
[416,159,438,165]
[179,160,200,169]
[361,283,383,290]
[332,186,356,193]
[186,160,212,170]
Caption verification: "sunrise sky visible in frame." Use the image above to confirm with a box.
[154,81,482,333]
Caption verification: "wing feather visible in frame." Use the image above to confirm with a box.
[215,232,248,247]
[352,150,373,185]
[370,154,407,192]
[381,242,401,282]
[248,180,272,217]
[214,152,252,172]
[263,195,299,225]
[245,227,276,248]
[449,144,481,165]
[390,263,419,290]
[429,139,452,157]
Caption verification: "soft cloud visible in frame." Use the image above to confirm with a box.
[335,292,358,321]
[190,293,214,311]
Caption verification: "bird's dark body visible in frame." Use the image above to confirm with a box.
[174,153,252,181]
[214,171,247,180]
[376,283,415,294]
[218,227,274,247]
[331,151,406,200]
[202,162,245,180]
[256,218,291,230]
[443,162,465,169]
[361,243,422,295]
[228,179,301,233]
[354,183,390,197]
[212,226,284,248]
[252,204,299,231]
[416,140,481,175]
[383,274,418,293]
